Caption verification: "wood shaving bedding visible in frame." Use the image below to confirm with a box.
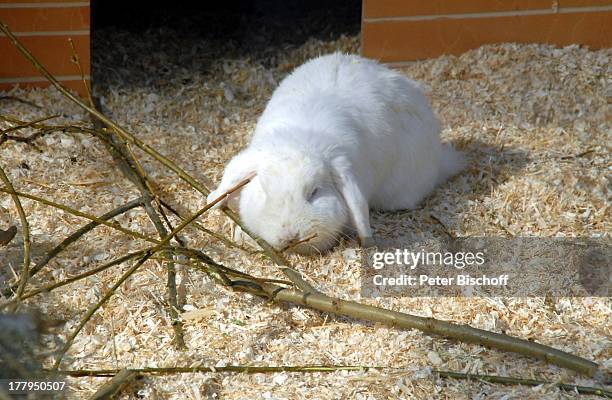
[0,28,610,399]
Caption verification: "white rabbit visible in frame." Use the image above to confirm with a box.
[207,53,465,254]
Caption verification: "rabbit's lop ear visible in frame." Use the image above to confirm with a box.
[331,159,374,247]
[207,152,258,210]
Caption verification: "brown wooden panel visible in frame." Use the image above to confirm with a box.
[0,7,89,31]
[0,35,90,76]
[362,11,612,62]
[0,79,89,96]
[363,0,553,19]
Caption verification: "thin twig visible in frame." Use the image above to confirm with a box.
[169,247,293,286]
[3,196,146,298]
[165,258,184,348]
[0,116,83,145]
[0,114,60,135]
[279,233,318,253]
[54,366,612,397]
[433,369,612,397]
[52,178,253,369]
[59,364,370,376]
[560,147,596,160]
[90,95,186,349]
[0,165,31,305]
[110,314,119,369]
[0,187,159,244]
[52,249,162,370]
[90,368,138,400]
[429,213,454,240]
[67,37,94,107]
[0,95,43,109]
[14,249,150,302]
[0,114,87,131]
[159,199,252,253]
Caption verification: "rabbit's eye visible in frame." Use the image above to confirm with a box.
[307,187,320,202]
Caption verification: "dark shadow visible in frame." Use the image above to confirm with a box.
[92,0,362,91]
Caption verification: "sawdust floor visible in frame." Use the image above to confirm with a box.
[0,28,610,399]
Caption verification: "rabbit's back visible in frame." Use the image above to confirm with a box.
[254,53,452,211]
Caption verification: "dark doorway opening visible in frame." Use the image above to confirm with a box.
[91,0,361,91]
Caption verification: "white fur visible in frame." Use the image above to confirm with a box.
[208,53,465,254]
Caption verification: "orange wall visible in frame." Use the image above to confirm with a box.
[0,0,90,95]
[1,2,610,92]
[362,0,612,63]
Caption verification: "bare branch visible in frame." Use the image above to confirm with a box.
[0,188,159,244]
[89,368,139,400]
[0,165,31,305]
[54,366,612,397]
